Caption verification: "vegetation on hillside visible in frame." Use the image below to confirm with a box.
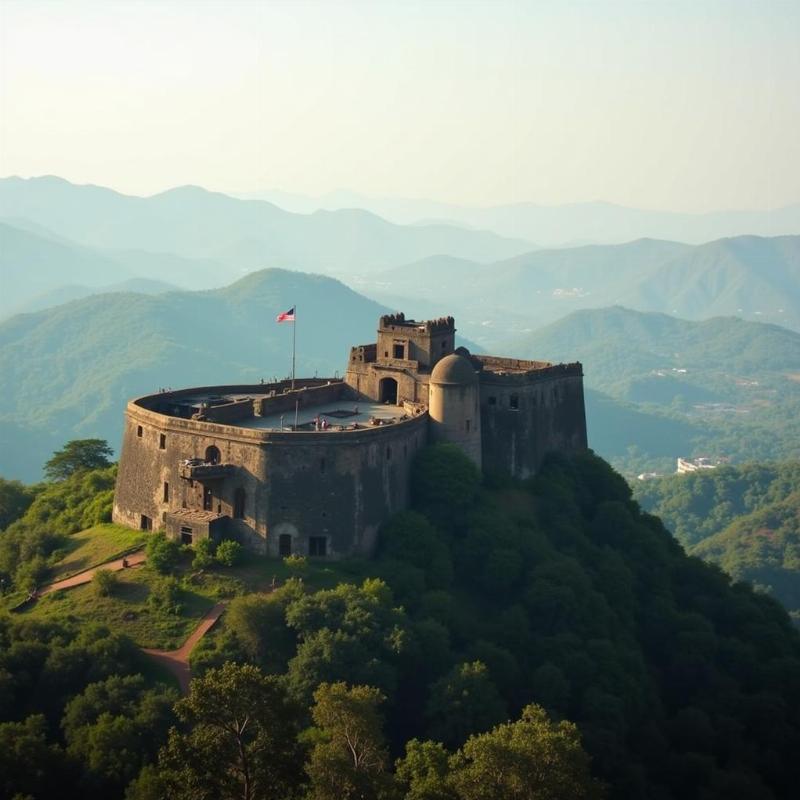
[633,462,800,622]
[2,444,800,798]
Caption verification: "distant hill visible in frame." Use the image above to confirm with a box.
[0,221,135,316]
[7,277,178,316]
[359,235,800,343]
[245,188,800,247]
[623,235,800,326]
[507,307,800,473]
[0,176,532,281]
[634,461,800,622]
[691,492,800,621]
[0,219,229,317]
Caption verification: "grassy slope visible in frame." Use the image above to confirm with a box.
[48,523,147,581]
[16,525,367,649]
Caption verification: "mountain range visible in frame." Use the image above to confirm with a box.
[359,235,800,345]
[0,176,530,283]
[2,263,799,484]
[244,187,800,247]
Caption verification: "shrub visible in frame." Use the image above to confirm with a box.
[148,576,183,615]
[216,540,242,567]
[146,532,182,574]
[14,555,50,593]
[192,538,216,570]
[283,553,308,575]
[92,568,118,597]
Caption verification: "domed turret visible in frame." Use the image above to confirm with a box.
[428,354,482,468]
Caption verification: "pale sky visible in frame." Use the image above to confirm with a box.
[0,0,798,212]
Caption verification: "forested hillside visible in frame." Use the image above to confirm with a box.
[2,446,800,798]
[634,462,800,621]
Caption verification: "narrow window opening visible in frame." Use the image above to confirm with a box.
[203,486,213,511]
[386,446,392,461]
[159,434,166,449]
[309,536,327,557]
[140,515,152,531]
[279,534,292,556]
[163,482,169,502]
[465,419,471,432]
[233,488,246,519]
[180,526,193,545]
[509,394,519,410]
[137,425,143,437]
[393,343,405,359]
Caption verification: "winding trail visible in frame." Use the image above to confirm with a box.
[142,602,227,693]
[40,550,147,595]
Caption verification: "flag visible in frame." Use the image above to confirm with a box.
[276,307,295,323]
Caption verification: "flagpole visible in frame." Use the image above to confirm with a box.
[291,304,296,391]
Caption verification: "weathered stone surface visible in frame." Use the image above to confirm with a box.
[113,314,587,556]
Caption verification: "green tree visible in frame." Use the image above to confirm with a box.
[92,567,119,597]
[425,661,506,748]
[306,681,395,800]
[44,438,113,481]
[0,714,71,799]
[146,531,182,574]
[216,539,243,567]
[379,511,453,589]
[226,590,297,672]
[62,674,177,794]
[411,444,480,527]
[0,477,36,530]
[156,662,304,800]
[448,704,603,800]
[395,739,456,800]
[192,537,216,569]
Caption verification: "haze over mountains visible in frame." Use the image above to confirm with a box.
[3,177,799,343]
[0,175,530,285]
[246,188,800,247]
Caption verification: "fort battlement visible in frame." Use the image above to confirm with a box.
[475,357,584,384]
[379,313,455,334]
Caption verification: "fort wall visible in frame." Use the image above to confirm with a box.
[477,362,587,479]
[112,384,428,557]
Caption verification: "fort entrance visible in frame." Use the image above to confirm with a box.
[379,377,398,404]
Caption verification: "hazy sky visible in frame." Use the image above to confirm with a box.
[1,0,798,211]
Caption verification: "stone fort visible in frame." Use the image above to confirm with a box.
[113,313,587,557]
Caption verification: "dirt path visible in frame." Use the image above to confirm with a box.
[40,550,147,596]
[142,602,227,693]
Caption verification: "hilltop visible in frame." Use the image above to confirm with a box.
[3,447,800,799]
